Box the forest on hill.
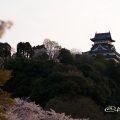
[0,19,120,120]
[0,38,120,120]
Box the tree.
[17,42,33,58]
[0,43,11,68]
[0,70,12,85]
[0,69,13,120]
[74,54,93,64]
[58,48,74,64]
[43,39,61,60]
[32,45,49,61]
[45,96,106,120]
[71,48,81,56]
[0,20,13,38]
[5,98,84,120]
[0,20,13,120]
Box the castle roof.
[91,32,115,42]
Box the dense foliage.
[0,69,13,120]
[0,40,120,119]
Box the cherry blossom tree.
[5,98,88,120]
[0,20,13,38]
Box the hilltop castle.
[89,32,120,62]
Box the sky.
[0,0,120,52]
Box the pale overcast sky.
[0,0,120,52]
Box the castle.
[89,32,120,62]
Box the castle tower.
[89,32,120,62]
